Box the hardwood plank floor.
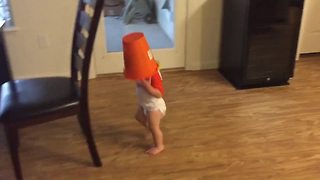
[1,55,320,180]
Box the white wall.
[155,0,175,43]
[185,0,223,70]
[4,0,311,78]
[4,0,96,79]
[5,0,223,78]
[296,0,320,57]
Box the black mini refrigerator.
[219,0,304,89]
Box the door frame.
[93,0,187,75]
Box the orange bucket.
[122,32,158,80]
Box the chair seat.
[0,77,80,122]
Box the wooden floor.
[1,55,320,180]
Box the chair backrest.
[0,21,13,85]
[71,0,104,99]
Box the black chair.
[0,0,104,179]
[0,20,12,85]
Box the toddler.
[134,68,166,155]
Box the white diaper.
[136,86,166,116]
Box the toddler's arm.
[137,80,162,98]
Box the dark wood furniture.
[0,20,13,85]
[0,0,104,179]
[219,0,304,89]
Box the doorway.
[94,0,187,74]
[104,0,174,52]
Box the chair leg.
[4,126,23,180]
[14,129,19,148]
[77,114,86,136]
[78,109,102,167]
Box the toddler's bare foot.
[146,146,165,155]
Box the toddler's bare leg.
[134,107,148,128]
[146,110,165,155]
